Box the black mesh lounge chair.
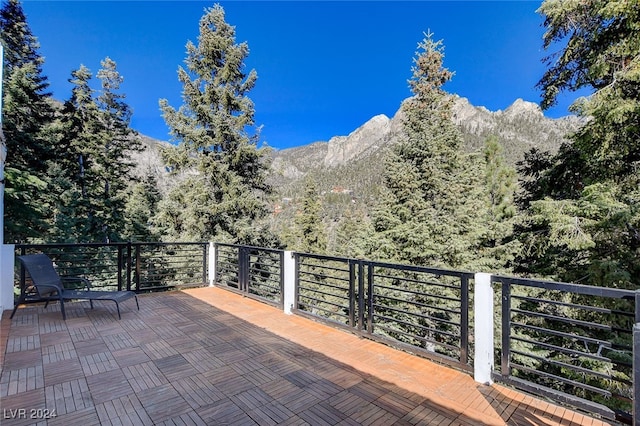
[11,253,139,320]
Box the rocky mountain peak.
[451,96,491,122]
[324,114,391,167]
[502,98,543,117]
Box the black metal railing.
[493,275,637,423]
[367,260,473,372]
[12,241,640,422]
[293,252,473,372]
[130,242,207,291]
[214,243,284,308]
[294,252,357,327]
[15,242,208,292]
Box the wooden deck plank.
[1,289,617,426]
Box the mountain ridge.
[270,96,579,185]
[132,96,580,207]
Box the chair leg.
[10,291,28,319]
[9,296,24,319]
[59,297,66,320]
[134,295,139,311]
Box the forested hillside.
[266,96,579,254]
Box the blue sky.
[21,1,576,150]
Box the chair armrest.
[60,277,92,291]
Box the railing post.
[634,290,640,426]
[279,251,285,309]
[474,272,494,385]
[283,250,296,314]
[501,279,511,378]
[367,263,374,334]
[0,244,15,313]
[239,246,248,292]
[460,274,470,366]
[208,242,216,287]
[117,244,123,291]
[357,261,365,332]
[126,242,132,291]
[348,260,356,328]
[134,244,141,292]
[634,323,640,426]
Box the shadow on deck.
[0,287,613,425]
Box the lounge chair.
[11,253,139,320]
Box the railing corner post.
[474,272,494,385]
[283,251,296,315]
[0,244,15,313]
[208,242,216,287]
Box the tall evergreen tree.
[0,0,40,73]
[0,0,55,242]
[45,161,85,243]
[333,204,374,259]
[517,0,640,288]
[157,4,274,245]
[57,65,102,241]
[477,135,518,272]
[55,60,137,242]
[94,57,139,242]
[123,171,161,242]
[510,3,640,412]
[287,176,326,253]
[371,32,485,269]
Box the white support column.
[474,272,494,385]
[0,244,15,313]
[283,251,295,315]
[208,242,216,287]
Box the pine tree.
[517,0,640,289]
[0,0,55,242]
[55,60,137,242]
[57,65,102,241]
[513,2,640,413]
[94,57,139,242]
[0,0,41,74]
[123,171,161,242]
[477,135,518,273]
[372,32,486,269]
[333,204,374,259]
[288,176,326,253]
[45,161,85,243]
[157,4,274,245]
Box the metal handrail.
[493,275,636,423]
[15,242,208,292]
[13,241,638,423]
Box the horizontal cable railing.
[131,242,207,292]
[294,252,357,328]
[214,243,284,307]
[215,243,241,290]
[15,242,208,292]
[367,261,473,371]
[17,243,126,290]
[493,275,636,423]
[293,252,473,371]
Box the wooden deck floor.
[1,287,613,426]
